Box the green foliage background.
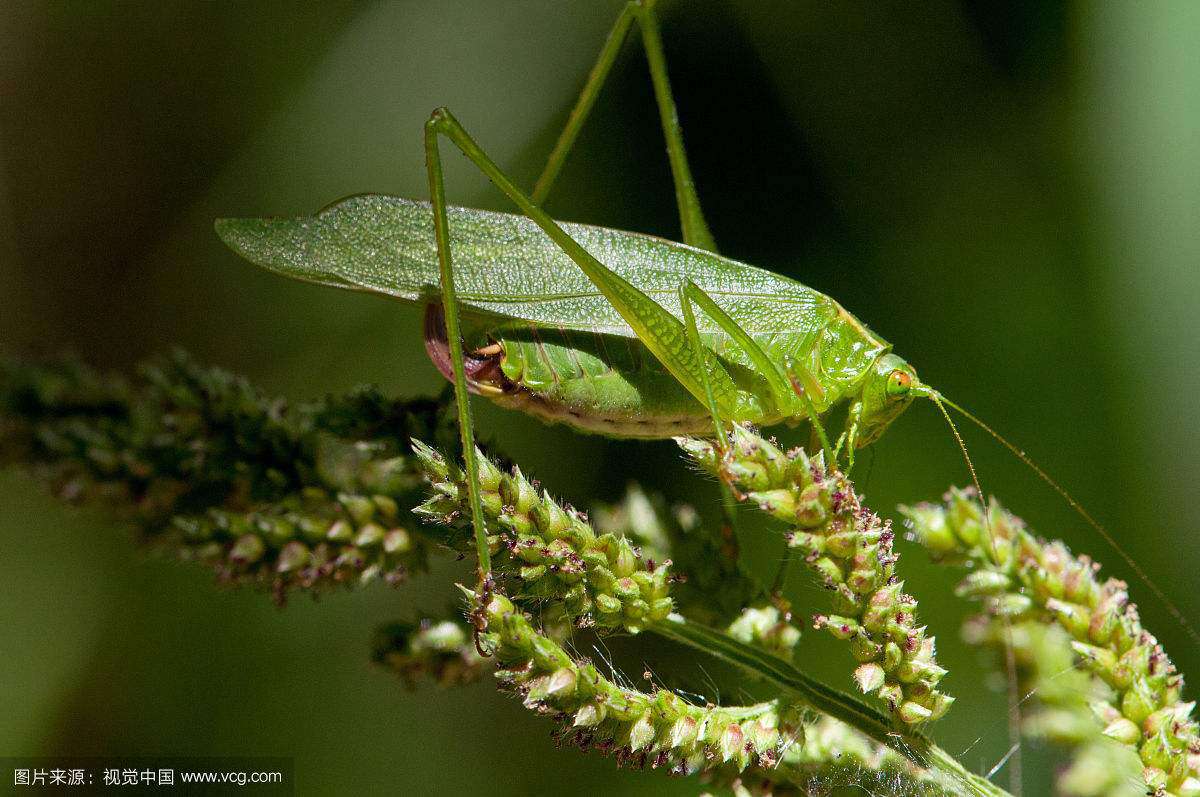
[1,1,1197,793]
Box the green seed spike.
[904,491,1200,795]
[681,426,954,726]
[0,354,437,603]
[414,442,673,634]
[472,584,795,778]
[372,617,486,689]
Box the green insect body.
[217,196,921,443]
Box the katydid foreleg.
[842,401,865,472]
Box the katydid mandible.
[214,0,1198,649]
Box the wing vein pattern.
[216,195,837,339]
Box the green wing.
[215,195,834,338]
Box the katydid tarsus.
[215,0,1197,656]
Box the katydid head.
[855,353,922,446]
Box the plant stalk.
[651,614,1012,797]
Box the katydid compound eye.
[886,369,913,398]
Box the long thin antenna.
[929,392,1024,796]
[933,390,1200,647]
[930,393,986,511]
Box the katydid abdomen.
[219,195,904,441]
[425,304,716,437]
[426,302,772,437]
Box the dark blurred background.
[2,1,1197,794]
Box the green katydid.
[215,192,912,449]
[214,0,1197,649]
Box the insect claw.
[470,571,498,657]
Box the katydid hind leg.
[681,280,792,417]
[531,3,636,205]
[635,1,716,251]
[428,108,760,628]
[423,115,495,648]
[531,1,716,253]
[682,278,835,591]
[679,282,729,450]
[681,279,834,464]
[680,282,745,552]
[425,107,739,422]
